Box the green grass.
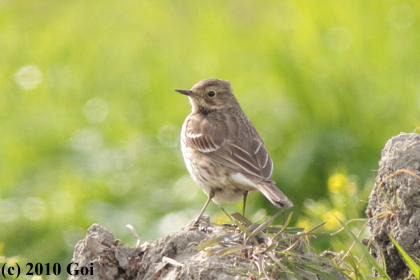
[200,212,368,279]
[390,235,420,280]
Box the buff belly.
[181,143,257,204]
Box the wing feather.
[183,112,273,180]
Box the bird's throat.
[198,106,215,116]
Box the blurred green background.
[1,0,420,277]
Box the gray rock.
[68,221,251,280]
[68,219,347,280]
[366,132,420,279]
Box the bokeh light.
[83,98,109,123]
[15,65,43,90]
[22,197,47,220]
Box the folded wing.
[183,114,273,181]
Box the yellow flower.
[296,217,312,231]
[323,210,344,230]
[328,173,346,193]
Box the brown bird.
[175,78,293,225]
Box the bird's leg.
[192,189,215,227]
[242,191,248,216]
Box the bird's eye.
[208,91,216,97]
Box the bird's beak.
[175,89,193,96]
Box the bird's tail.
[257,182,293,208]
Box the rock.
[68,220,251,280]
[68,217,347,280]
[366,132,420,279]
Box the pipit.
[176,78,293,225]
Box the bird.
[175,78,293,225]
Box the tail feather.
[257,182,293,208]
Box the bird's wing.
[183,114,273,180]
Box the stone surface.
[68,220,251,280]
[366,133,420,279]
[68,219,347,280]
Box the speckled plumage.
[176,78,292,224]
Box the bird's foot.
[188,215,210,230]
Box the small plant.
[199,211,346,279]
[196,172,420,279]
[389,235,420,280]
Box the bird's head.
[175,78,239,113]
